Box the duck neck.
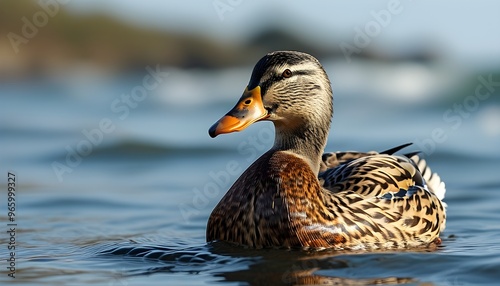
[273,119,330,175]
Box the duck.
[206,51,446,250]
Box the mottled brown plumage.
[207,51,446,250]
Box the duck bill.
[209,86,268,138]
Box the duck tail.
[408,155,446,202]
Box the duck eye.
[282,69,292,78]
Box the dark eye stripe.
[290,70,315,76]
[259,69,317,97]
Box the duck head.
[209,51,333,170]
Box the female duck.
[207,51,446,250]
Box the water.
[1,60,500,285]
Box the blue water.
[1,60,500,285]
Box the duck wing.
[319,143,446,200]
[320,143,413,171]
[310,145,447,248]
[319,154,424,197]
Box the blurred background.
[1,1,500,285]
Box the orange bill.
[209,86,269,138]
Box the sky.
[65,0,500,67]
